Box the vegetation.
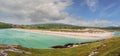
[99,27,120,32]
[13,23,87,29]
[0,22,12,28]
[0,37,118,56]
[0,22,120,31]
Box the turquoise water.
[114,32,120,36]
[0,29,119,49]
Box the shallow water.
[0,29,119,49]
[114,32,120,36]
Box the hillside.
[13,23,86,29]
[14,23,120,32]
[0,22,120,31]
[0,22,12,28]
[100,27,120,31]
[0,37,119,56]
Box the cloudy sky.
[0,0,120,26]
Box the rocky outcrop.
[0,44,32,56]
[52,39,106,49]
[51,45,66,48]
[51,42,90,48]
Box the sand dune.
[10,28,114,39]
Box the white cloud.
[86,0,98,12]
[0,0,111,26]
[0,0,73,24]
[55,17,111,27]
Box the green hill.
[3,37,119,56]
[15,23,86,29]
[0,22,12,28]
[0,22,120,31]
[100,27,120,31]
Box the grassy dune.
[5,37,120,56]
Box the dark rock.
[51,45,66,48]
[75,43,80,45]
[64,43,74,47]
[80,42,92,44]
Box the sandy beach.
[10,28,114,39]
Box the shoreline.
[9,28,114,39]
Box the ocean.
[0,29,119,49]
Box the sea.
[0,29,119,49]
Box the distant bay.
[114,32,120,37]
[0,29,119,49]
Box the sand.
[10,28,114,39]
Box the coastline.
[10,28,114,39]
